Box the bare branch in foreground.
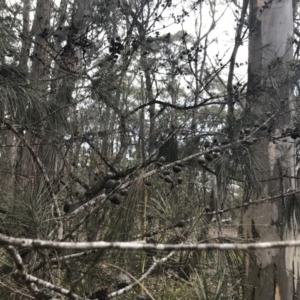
[30,250,174,299]
[25,274,84,299]
[6,245,85,299]
[68,194,106,217]
[6,246,84,299]
[108,251,175,298]
[5,246,38,296]
[1,233,300,251]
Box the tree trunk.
[242,0,298,299]
[19,0,31,71]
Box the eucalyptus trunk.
[242,0,298,299]
[13,0,52,197]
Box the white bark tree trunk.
[243,1,298,299]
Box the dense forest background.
[0,0,299,299]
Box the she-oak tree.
[0,0,299,299]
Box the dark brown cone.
[89,287,109,300]
[110,194,121,205]
[173,165,182,173]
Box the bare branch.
[108,251,175,298]
[25,274,84,299]
[1,233,300,251]
[5,246,38,296]
[7,246,85,299]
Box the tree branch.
[108,251,175,298]
[1,233,300,251]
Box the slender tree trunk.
[144,67,156,153]
[139,74,146,161]
[242,1,298,299]
[19,0,31,71]
[14,0,52,197]
[101,106,113,159]
[31,0,51,91]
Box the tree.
[242,0,298,299]
[0,0,299,299]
